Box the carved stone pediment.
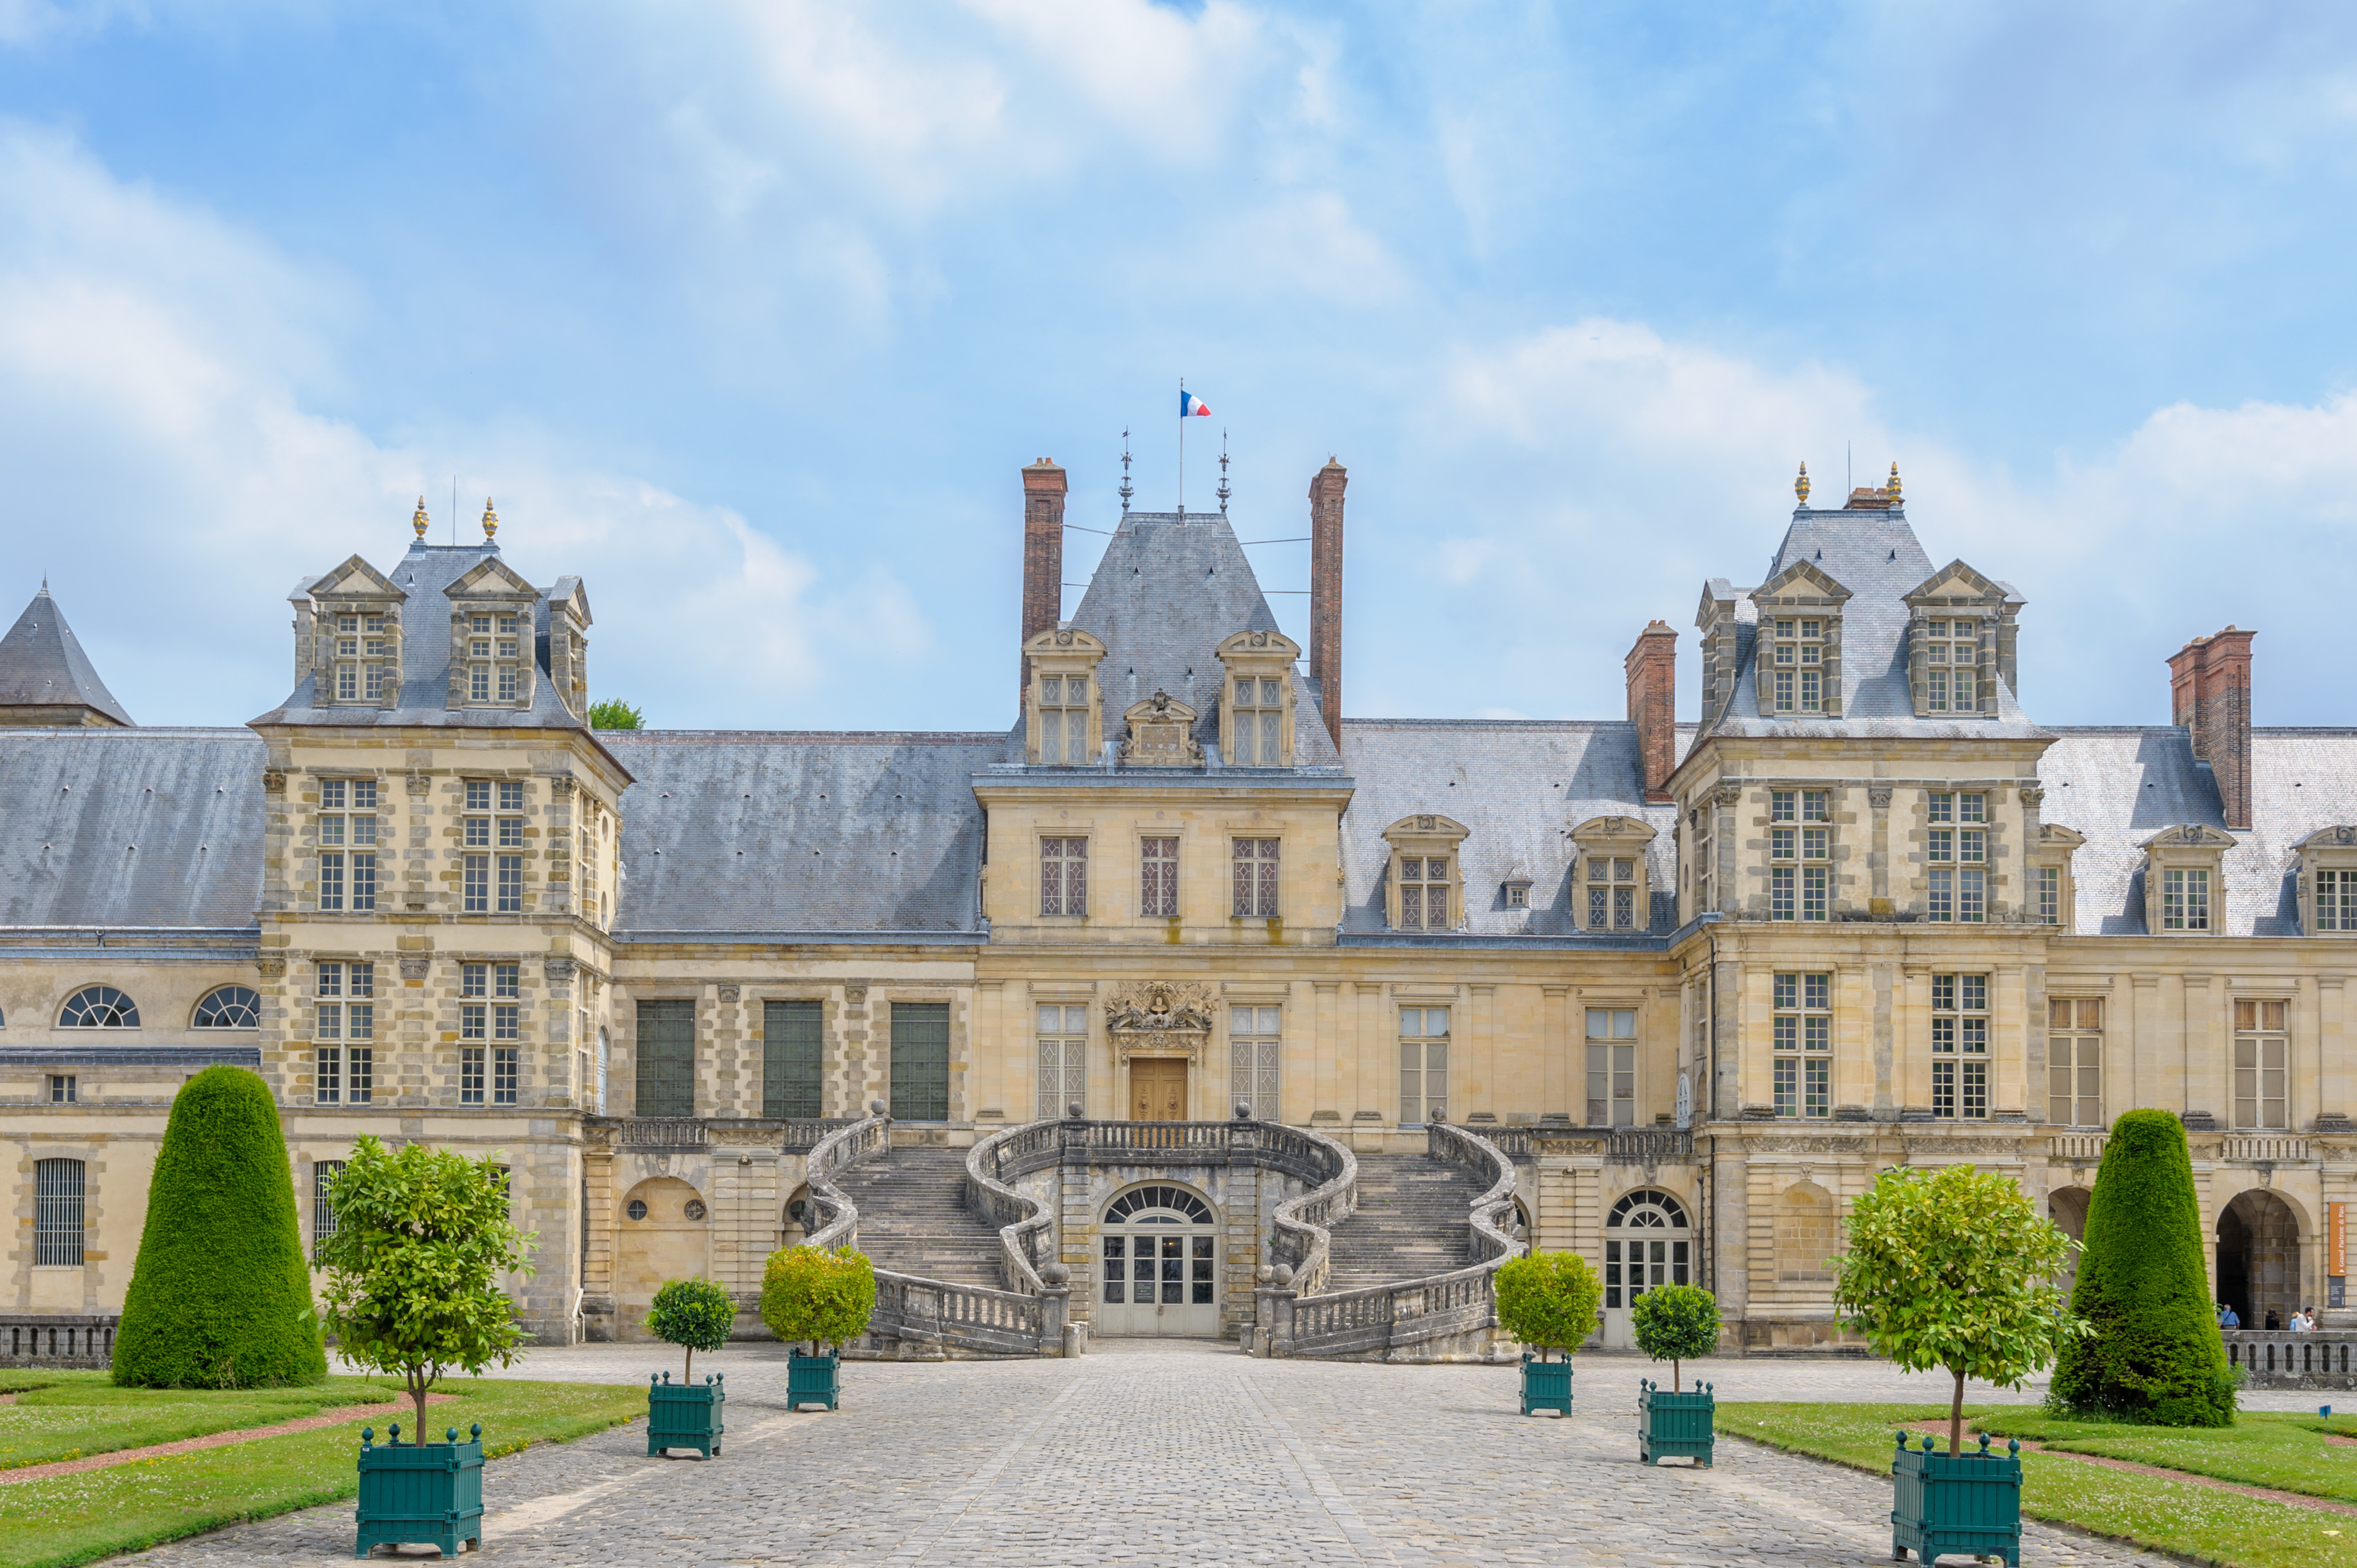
[1120,689,1203,767]
[1104,980,1218,1063]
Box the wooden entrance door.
[1130,1058,1188,1121]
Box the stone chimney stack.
[1020,459,1067,705]
[1625,621,1678,803]
[2168,625,2255,831]
[1308,459,1347,749]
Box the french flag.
[1180,390,1211,417]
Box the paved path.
[138,1343,2192,1566]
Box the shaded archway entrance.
[2217,1189,2301,1330]
[2048,1186,2090,1304]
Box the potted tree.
[1631,1283,1720,1466]
[645,1276,737,1458]
[1492,1250,1603,1416]
[1833,1163,2081,1568]
[761,1245,877,1411]
[313,1136,534,1560]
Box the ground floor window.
[890,1001,951,1121]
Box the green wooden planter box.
[1638,1380,1714,1467]
[647,1372,725,1458]
[354,1423,483,1559]
[1890,1431,2023,1568]
[786,1350,841,1412]
[1519,1353,1573,1416]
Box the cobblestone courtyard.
[132,1342,2234,1567]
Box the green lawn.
[0,1373,408,1472]
[0,1376,647,1568]
[1724,1401,2357,1568]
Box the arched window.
[1775,1183,1838,1283]
[1607,1190,1691,1230]
[59,986,138,1028]
[35,1159,85,1266]
[193,986,262,1029]
[1103,1184,1215,1225]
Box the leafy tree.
[648,1276,737,1381]
[1492,1251,1604,1361]
[1630,1282,1721,1392]
[759,1246,877,1354]
[1833,1163,2082,1455]
[313,1136,537,1434]
[2050,1109,2237,1426]
[114,1066,327,1389]
[588,698,644,730]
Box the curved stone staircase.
[1321,1153,1490,1293]
[829,1145,1008,1289]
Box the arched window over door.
[1097,1183,1219,1338]
[1601,1189,1692,1349]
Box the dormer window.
[1586,856,1638,930]
[445,556,539,711]
[1231,677,1285,764]
[1382,814,1469,932]
[2294,827,2357,935]
[1398,856,1453,930]
[1039,674,1090,764]
[1924,619,1978,712]
[2139,824,2232,935]
[1750,565,1848,720]
[2032,823,2084,930]
[1022,625,1106,766]
[1214,629,1302,767]
[1568,815,1658,932]
[1772,619,1824,713]
[1904,560,2019,718]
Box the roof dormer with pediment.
[1748,559,1853,721]
[446,553,541,714]
[1903,559,2025,720]
[301,554,408,711]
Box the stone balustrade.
[1,1314,116,1369]
[2224,1329,2357,1389]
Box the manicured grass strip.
[0,1376,406,1471]
[0,1376,105,1400]
[0,1378,647,1568]
[1724,1402,2357,1568]
[1970,1408,2357,1506]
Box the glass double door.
[1098,1227,1218,1335]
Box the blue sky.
[6,1,2357,731]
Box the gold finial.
[412,496,430,538]
[1887,461,1902,504]
[481,497,499,540]
[1794,461,1810,505]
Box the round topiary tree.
[113,1065,327,1389]
[2050,1108,2236,1427]
[760,1245,877,1355]
[1630,1282,1721,1392]
[648,1277,737,1381]
[1493,1250,1604,1361]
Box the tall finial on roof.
[412,496,430,539]
[1119,428,1133,516]
[1216,429,1231,516]
[1887,461,1902,505]
[1794,461,1810,506]
[481,497,500,540]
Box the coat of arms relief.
[1103,981,1218,1062]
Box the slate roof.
[2039,727,2357,937]
[1707,507,2048,741]
[0,589,134,725]
[249,541,590,731]
[0,728,265,928]
[1338,720,1686,937]
[603,732,1002,938]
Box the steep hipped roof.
[0,589,134,725]
[604,731,1001,938]
[0,728,265,926]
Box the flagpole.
[1177,377,1185,516]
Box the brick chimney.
[1020,459,1067,705]
[1308,459,1346,749]
[2168,625,2255,831]
[1625,620,1678,803]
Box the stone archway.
[2217,1189,2301,1330]
[2049,1186,2090,1303]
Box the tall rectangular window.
[1586,856,1635,930]
[313,1159,345,1241]
[1931,973,1989,1120]
[460,1047,486,1104]
[493,1048,519,1106]
[34,1158,85,1266]
[1041,837,1088,916]
[2234,999,2289,1129]
[320,852,345,910]
[1772,972,1832,1119]
[2038,866,2061,925]
[2049,999,2103,1127]
[2163,868,2212,931]
[764,1000,824,1119]
[2319,869,2357,932]
[1928,867,1953,922]
[1584,1008,1636,1126]
[464,855,490,913]
[351,852,376,912]
[1802,864,1829,922]
[316,1046,342,1104]
[497,854,524,913]
[1398,1008,1449,1125]
[1036,1004,1089,1121]
[1230,677,1284,765]
[1772,619,1826,711]
[1770,864,1795,921]
[347,1047,373,1104]
[1925,619,1979,712]
[889,1001,951,1121]
[1036,674,1091,765]
[1230,1006,1281,1120]
[1140,837,1179,918]
[636,998,698,1118]
[1233,838,1280,918]
[1404,856,1454,930]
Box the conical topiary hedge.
[2049,1108,2234,1425]
[112,1065,327,1388]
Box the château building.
[3,460,2350,1363]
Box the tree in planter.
[314,1136,536,1435]
[1630,1283,1721,1391]
[115,1066,328,1389]
[648,1277,737,1381]
[1493,1250,1604,1360]
[2049,1109,2237,1426]
[759,1245,877,1354]
[1833,1163,2083,1456]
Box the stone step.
[831,1148,1006,1289]
[1319,1153,1489,1295]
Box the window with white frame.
[2319,869,2357,932]
[59,985,138,1028]
[1931,973,1988,1120]
[2049,998,2101,1126]
[1036,1004,1088,1120]
[1229,676,1286,765]
[332,612,391,704]
[1041,837,1088,916]
[318,778,379,912]
[2163,867,2212,931]
[1587,856,1637,930]
[2234,999,2288,1129]
[1231,1006,1281,1119]
[1400,854,1453,930]
[1923,619,1979,712]
[315,962,374,1106]
[2037,865,2061,925]
[1772,618,1826,713]
[1398,1007,1449,1125]
[50,1074,74,1104]
[1232,838,1280,918]
[1773,972,1831,1119]
[1140,837,1178,918]
[1037,673,1091,765]
[1926,791,1986,923]
[1585,1007,1636,1125]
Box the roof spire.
[1887,461,1902,506]
[481,496,500,540]
[412,496,430,539]
[1794,461,1810,506]
[1118,429,1133,516]
[1216,429,1231,516]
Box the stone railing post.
[1040,1262,1072,1355]
[1253,1264,1297,1358]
